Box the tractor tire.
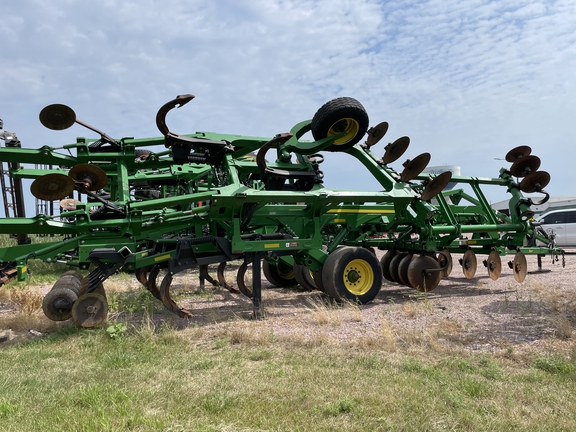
[311,97,369,151]
[322,246,382,304]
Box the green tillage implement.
[0,94,563,326]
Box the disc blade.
[68,164,108,191]
[71,293,108,327]
[505,145,532,162]
[39,104,76,130]
[421,171,453,201]
[31,174,75,201]
[461,249,477,279]
[437,249,453,278]
[407,255,442,292]
[382,136,410,164]
[513,251,528,283]
[487,250,502,281]
[400,153,431,182]
[519,171,550,193]
[509,155,541,177]
[366,122,389,146]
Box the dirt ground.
[1,249,575,356]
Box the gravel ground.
[1,249,575,355]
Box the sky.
[2,0,575,212]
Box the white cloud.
[1,0,574,205]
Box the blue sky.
[2,0,575,208]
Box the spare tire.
[311,97,369,151]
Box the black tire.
[135,149,152,159]
[262,260,296,287]
[312,268,327,294]
[380,250,397,282]
[398,254,414,287]
[389,253,408,284]
[293,263,317,291]
[322,247,382,304]
[311,97,369,151]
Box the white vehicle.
[536,208,576,247]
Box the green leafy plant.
[106,322,128,340]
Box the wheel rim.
[277,263,295,280]
[342,258,374,295]
[328,118,360,145]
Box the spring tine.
[144,265,162,300]
[236,261,253,298]
[217,262,240,294]
[159,271,192,318]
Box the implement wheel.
[311,97,369,151]
[380,250,397,282]
[389,252,408,283]
[263,260,296,287]
[397,254,414,286]
[312,268,327,294]
[322,247,382,304]
[293,263,317,291]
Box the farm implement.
[0,95,564,327]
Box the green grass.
[0,325,575,431]
[1,237,575,430]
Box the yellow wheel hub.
[342,259,374,296]
[328,118,360,145]
[277,265,294,280]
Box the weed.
[106,322,128,340]
[199,392,238,414]
[248,349,273,361]
[325,396,355,416]
[0,399,19,418]
[532,355,574,375]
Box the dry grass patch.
[305,296,344,326]
[526,279,574,341]
[401,295,433,319]
[380,317,398,352]
[304,296,365,326]
[0,285,11,304]
[0,311,62,334]
[8,289,43,314]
